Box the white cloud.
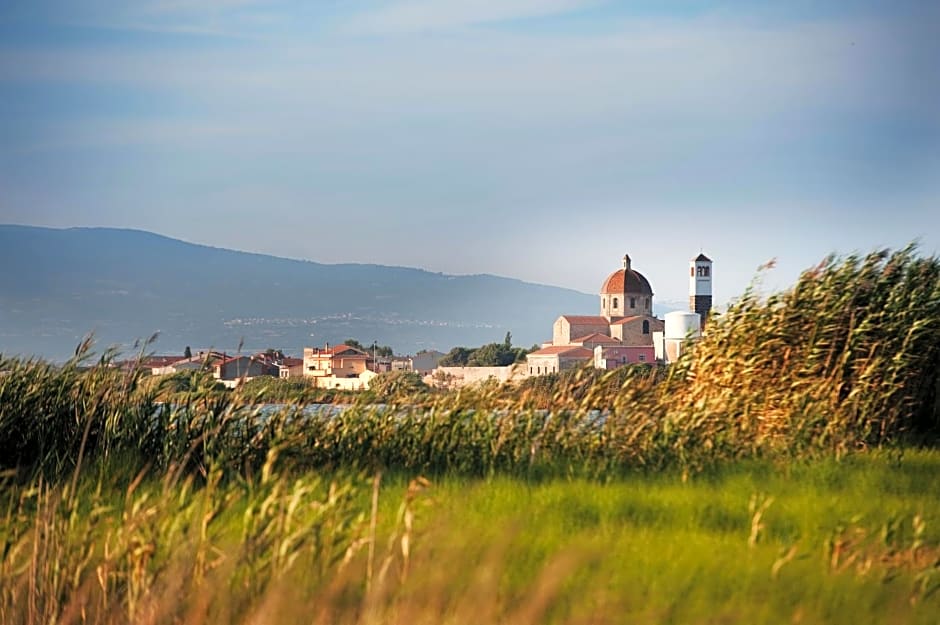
[344,0,600,34]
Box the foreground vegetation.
[1,246,939,623]
[2,454,938,624]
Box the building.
[654,311,701,363]
[303,344,374,380]
[213,355,279,387]
[527,254,664,375]
[277,357,304,379]
[526,346,594,375]
[593,345,655,369]
[690,253,713,326]
[411,350,445,374]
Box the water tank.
[665,311,701,340]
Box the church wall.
[602,292,653,318]
[616,316,664,347]
[553,317,609,346]
[569,321,611,342]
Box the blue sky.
[1,0,938,306]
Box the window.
[529,367,533,375]
[642,320,650,334]
[645,298,650,310]
[630,297,636,308]
[697,266,710,277]
[602,297,606,308]
[690,267,695,277]
[613,297,618,309]
[638,354,646,362]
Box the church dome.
[601,254,653,295]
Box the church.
[526,253,713,375]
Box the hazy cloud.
[344,0,601,34]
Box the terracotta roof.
[527,346,594,357]
[610,316,643,325]
[601,268,653,295]
[694,253,712,262]
[570,333,620,345]
[560,315,609,324]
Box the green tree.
[344,339,393,357]
[439,347,473,366]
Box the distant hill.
[0,225,605,361]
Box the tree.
[467,342,515,366]
[344,338,394,357]
[264,348,285,360]
[184,346,192,359]
[439,347,473,366]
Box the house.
[593,345,654,369]
[390,350,445,374]
[525,346,594,375]
[212,355,279,387]
[277,357,304,379]
[303,344,374,379]
[390,357,413,372]
[134,355,188,376]
[154,350,228,375]
[411,350,445,374]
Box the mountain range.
[0,225,616,361]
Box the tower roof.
[693,253,712,262]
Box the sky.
[1,0,938,307]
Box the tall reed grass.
[1,245,939,623]
[1,246,938,482]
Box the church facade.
[526,254,665,375]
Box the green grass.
[3,453,937,624]
[391,453,940,624]
[1,244,939,623]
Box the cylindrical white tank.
[665,311,701,339]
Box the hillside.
[0,225,600,360]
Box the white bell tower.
[689,253,712,325]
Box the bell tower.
[689,253,712,325]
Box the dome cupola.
[600,253,653,318]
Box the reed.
[0,245,938,623]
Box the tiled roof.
[694,253,712,262]
[570,333,620,345]
[610,316,643,325]
[600,268,653,295]
[527,346,593,358]
[560,315,609,324]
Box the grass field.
[1,246,939,623]
[2,453,938,624]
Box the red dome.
[601,268,653,295]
